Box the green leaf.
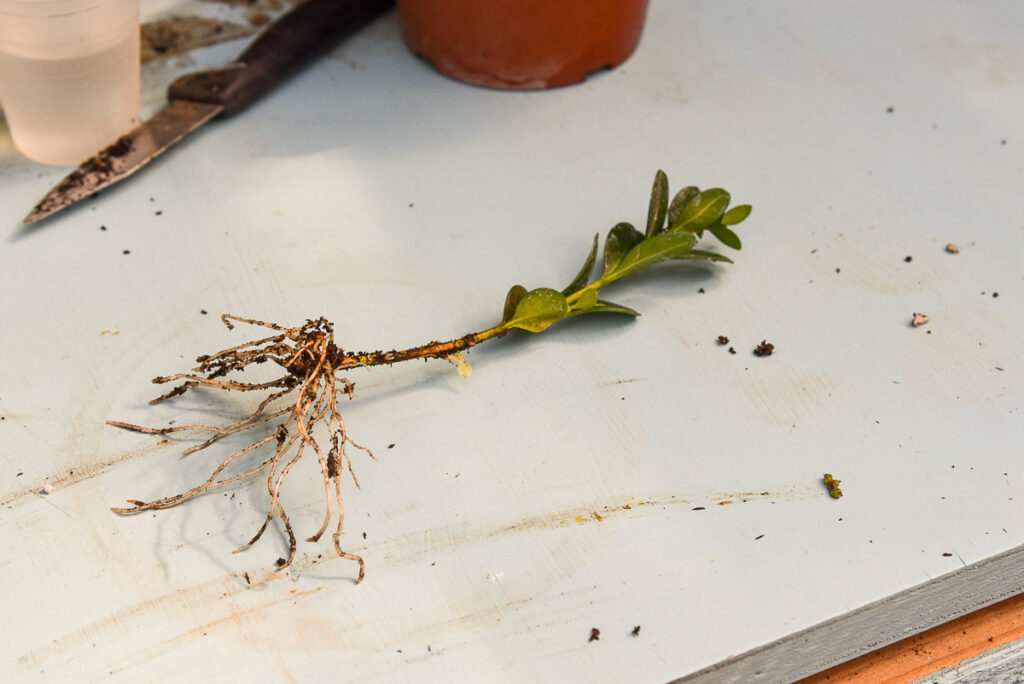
[501,284,528,323]
[571,287,599,311]
[645,170,669,237]
[673,249,734,264]
[707,223,742,250]
[721,204,752,225]
[610,231,698,280]
[562,234,599,296]
[505,288,570,332]
[667,185,699,226]
[603,222,644,275]
[568,299,640,317]
[671,188,731,232]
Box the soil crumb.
[201,0,288,9]
[823,473,843,499]
[142,16,254,62]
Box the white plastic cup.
[0,0,140,166]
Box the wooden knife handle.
[167,0,394,117]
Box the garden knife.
[24,0,394,224]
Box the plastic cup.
[0,0,140,166]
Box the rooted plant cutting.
[109,171,752,582]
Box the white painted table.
[2,2,1022,681]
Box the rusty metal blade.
[23,100,223,224]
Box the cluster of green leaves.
[497,170,752,334]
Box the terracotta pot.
[396,0,649,90]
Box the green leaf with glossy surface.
[501,284,527,323]
[667,185,699,226]
[671,188,731,232]
[562,234,599,296]
[673,249,734,264]
[646,170,669,237]
[610,231,698,280]
[721,204,752,225]
[603,222,644,275]
[707,223,742,250]
[568,299,640,317]
[505,288,570,332]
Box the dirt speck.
[589,628,600,642]
[754,340,774,357]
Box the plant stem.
[334,326,509,370]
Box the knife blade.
[24,0,394,224]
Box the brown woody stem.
[334,326,508,370]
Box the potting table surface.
[2,1,1022,682]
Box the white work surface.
[2,2,1022,682]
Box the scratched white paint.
[1,2,1022,682]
